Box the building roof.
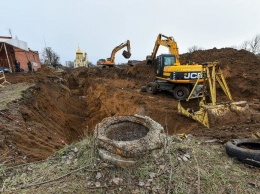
[76,47,83,54]
[0,37,29,51]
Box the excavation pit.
[106,121,149,141]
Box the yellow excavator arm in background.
[97,40,131,67]
[146,34,180,65]
[107,40,131,63]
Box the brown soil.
[0,48,259,166]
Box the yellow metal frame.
[178,62,239,128]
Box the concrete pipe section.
[94,114,166,168]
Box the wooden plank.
[3,43,12,73]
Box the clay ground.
[0,48,259,166]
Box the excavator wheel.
[173,86,189,100]
[146,82,158,94]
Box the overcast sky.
[1,0,260,65]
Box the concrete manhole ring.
[94,114,166,167]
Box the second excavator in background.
[97,40,131,67]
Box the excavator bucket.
[122,50,131,59]
[177,62,251,128]
[178,100,250,128]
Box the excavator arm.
[146,34,180,65]
[108,40,131,62]
[98,40,131,67]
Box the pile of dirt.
[0,48,259,165]
[126,61,156,82]
[180,48,260,100]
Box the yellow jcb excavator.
[145,34,204,100]
[97,40,131,67]
[145,34,250,128]
[177,61,250,128]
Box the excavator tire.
[173,86,189,100]
[146,82,157,94]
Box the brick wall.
[14,48,41,71]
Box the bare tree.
[240,40,250,50]
[240,34,260,54]
[249,34,260,54]
[42,47,60,66]
[185,46,203,64]
[187,45,203,53]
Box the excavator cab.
[155,54,176,77]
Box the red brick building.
[0,36,41,72]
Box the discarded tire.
[94,115,166,168]
[226,139,260,167]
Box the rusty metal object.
[94,115,166,168]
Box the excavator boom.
[146,34,180,65]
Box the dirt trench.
[0,67,197,165]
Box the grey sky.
[1,0,260,65]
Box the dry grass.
[0,83,34,110]
[0,135,259,194]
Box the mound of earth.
[0,48,259,165]
[180,48,260,100]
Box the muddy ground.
[0,48,259,166]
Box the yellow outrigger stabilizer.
[178,62,251,128]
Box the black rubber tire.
[172,86,189,100]
[225,139,260,167]
[146,82,157,94]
